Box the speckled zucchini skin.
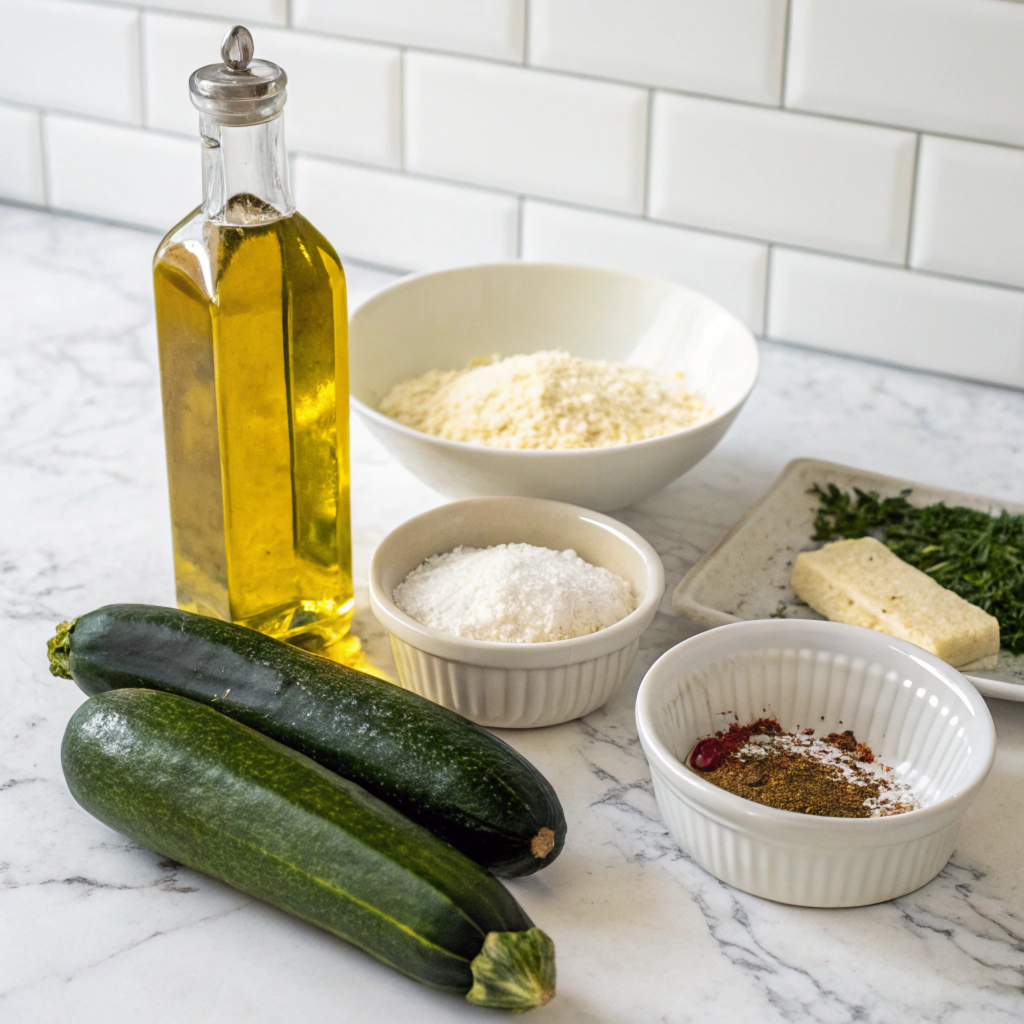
[61,689,537,995]
[53,605,566,877]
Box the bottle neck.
[200,114,294,225]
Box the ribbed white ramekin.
[370,497,664,728]
[636,619,996,907]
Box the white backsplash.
[1,0,1022,388]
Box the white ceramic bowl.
[350,263,759,512]
[636,619,995,908]
[369,496,665,728]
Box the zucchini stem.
[467,928,555,1012]
[47,619,77,679]
[530,827,555,860]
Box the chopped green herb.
[811,484,1024,656]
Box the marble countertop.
[2,204,1024,1023]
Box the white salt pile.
[393,543,637,643]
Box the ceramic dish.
[636,619,995,907]
[671,457,1024,702]
[349,263,758,512]
[369,496,665,728]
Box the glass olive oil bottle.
[153,27,352,654]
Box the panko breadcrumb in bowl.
[349,263,758,512]
[378,350,713,450]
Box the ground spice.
[689,718,917,818]
[824,729,874,763]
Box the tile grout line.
[0,194,397,282]
[12,118,1024,299]
[137,9,149,129]
[5,7,1022,156]
[765,334,1024,395]
[641,89,655,217]
[778,0,794,107]
[398,48,406,171]
[27,0,278,20]
[761,239,1024,297]
[0,196,414,279]
[17,103,1024,299]
[37,108,51,209]
[288,151,998,291]
[46,0,1021,155]
[277,147,1024,297]
[522,0,530,65]
[762,245,775,340]
[904,133,923,268]
[217,26,1020,155]
[0,195,161,236]
[26,104,1024,299]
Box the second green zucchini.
[62,688,555,1009]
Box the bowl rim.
[369,495,666,669]
[636,618,997,833]
[349,261,760,458]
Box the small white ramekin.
[369,497,664,728]
[636,619,996,908]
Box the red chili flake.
[691,718,782,772]
[718,717,781,754]
[691,738,726,771]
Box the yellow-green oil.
[153,203,353,653]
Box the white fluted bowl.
[636,619,995,907]
[369,497,664,728]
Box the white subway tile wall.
[910,136,1024,291]
[44,114,198,229]
[293,0,525,62]
[0,0,141,122]
[140,0,287,25]
[529,0,788,105]
[521,200,768,334]
[293,158,519,271]
[649,93,916,263]
[405,54,648,213]
[144,14,403,166]
[3,0,1023,388]
[786,0,1024,148]
[0,103,44,204]
[768,248,1024,388]
[143,12,233,134]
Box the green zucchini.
[62,688,555,1010]
[48,605,565,877]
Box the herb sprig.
[811,484,1024,656]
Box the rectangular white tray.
[671,457,1024,702]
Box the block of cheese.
[791,537,1000,670]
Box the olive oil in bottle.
[152,26,352,654]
